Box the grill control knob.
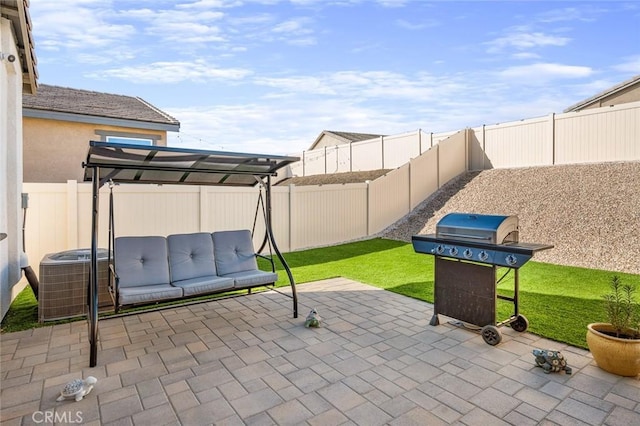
[449,247,458,256]
[505,254,518,266]
[463,249,473,258]
[436,245,445,254]
[478,250,489,261]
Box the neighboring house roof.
[309,130,385,150]
[1,0,38,94]
[564,74,640,112]
[23,84,180,132]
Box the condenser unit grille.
[38,249,111,321]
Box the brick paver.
[1,278,639,425]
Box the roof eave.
[23,108,181,132]
[2,0,38,94]
[564,74,640,112]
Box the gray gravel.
[382,161,640,275]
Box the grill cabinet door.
[434,257,497,327]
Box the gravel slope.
[382,161,640,275]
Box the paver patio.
[1,277,639,425]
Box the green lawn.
[3,238,637,349]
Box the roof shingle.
[23,84,180,126]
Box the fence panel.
[335,144,352,173]
[369,165,410,234]
[301,149,326,176]
[351,138,383,171]
[289,183,368,250]
[554,102,640,164]
[409,148,439,210]
[382,132,421,169]
[108,184,201,237]
[23,183,71,268]
[270,186,292,253]
[438,131,467,185]
[482,116,552,168]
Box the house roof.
[1,0,38,94]
[309,130,385,150]
[23,84,180,131]
[564,74,640,112]
[83,141,299,187]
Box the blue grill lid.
[436,213,519,244]
[438,213,511,231]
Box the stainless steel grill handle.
[438,232,492,241]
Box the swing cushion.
[114,236,182,305]
[212,230,278,288]
[168,232,234,295]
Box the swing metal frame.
[83,141,299,367]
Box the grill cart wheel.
[481,325,502,346]
[510,314,529,332]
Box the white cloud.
[394,18,439,31]
[486,31,571,54]
[499,63,593,83]
[87,59,252,83]
[613,55,640,74]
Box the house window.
[105,136,153,146]
[95,130,161,145]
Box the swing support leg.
[265,176,298,318]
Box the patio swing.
[83,141,299,367]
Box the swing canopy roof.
[83,141,299,187]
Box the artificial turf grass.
[3,237,637,349]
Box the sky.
[27,0,640,155]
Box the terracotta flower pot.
[586,323,640,377]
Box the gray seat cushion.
[212,230,260,276]
[222,270,278,289]
[168,232,217,282]
[115,236,172,288]
[119,284,182,306]
[212,230,278,288]
[171,275,234,296]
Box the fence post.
[482,125,486,170]
[302,151,306,176]
[408,160,413,211]
[381,136,385,169]
[288,184,295,251]
[436,144,441,189]
[550,112,556,165]
[199,186,208,231]
[67,180,78,248]
[365,180,371,236]
[350,142,353,172]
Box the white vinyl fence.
[289,129,457,177]
[21,101,640,275]
[292,101,640,176]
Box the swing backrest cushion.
[212,230,258,276]
[115,236,171,287]
[168,232,217,282]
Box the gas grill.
[412,213,553,345]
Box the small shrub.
[602,275,640,339]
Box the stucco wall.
[1,17,25,320]
[23,117,168,182]
[311,134,347,150]
[581,84,640,110]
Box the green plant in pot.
[586,275,640,377]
